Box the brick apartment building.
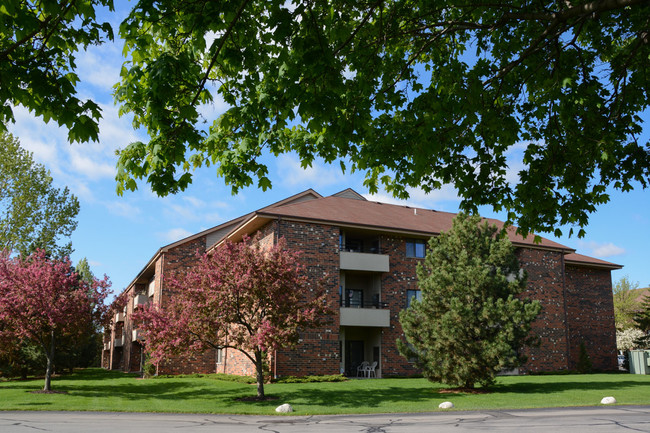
[103,188,621,377]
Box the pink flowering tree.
[133,236,330,399]
[0,250,111,391]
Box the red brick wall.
[273,220,341,377]
[159,236,206,305]
[129,341,143,372]
[379,234,424,377]
[565,265,617,371]
[516,248,571,373]
[157,351,219,375]
[217,348,256,376]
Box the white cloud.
[365,185,460,211]
[196,89,231,121]
[8,98,147,203]
[76,43,122,92]
[502,140,537,185]
[106,200,142,218]
[579,241,626,258]
[69,148,116,179]
[160,228,193,243]
[276,154,345,188]
[183,196,207,208]
[158,193,230,224]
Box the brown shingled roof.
[564,252,623,269]
[257,194,571,251]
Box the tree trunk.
[43,331,56,391]
[254,350,265,399]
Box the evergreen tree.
[398,213,541,389]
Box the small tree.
[613,276,641,331]
[398,213,541,389]
[133,236,329,399]
[0,250,111,391]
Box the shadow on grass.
[265,377,650,410]
[491,379,648,395]
[4,369,648,412]
[269,385,438,409]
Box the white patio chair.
[363,361,377,378]
[356,361,369,377]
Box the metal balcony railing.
[340,298,388,309]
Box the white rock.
[601,396,617,405]
[439,401,454,409]
[275,403,293,413]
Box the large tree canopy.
[0,132,79,257]
[114,0,650,237]
[0,0,114,142]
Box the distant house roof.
[630,287,650,304]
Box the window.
[216,348,224,364]
[406,289,422,308]
[406,239,426,258]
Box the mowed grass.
[1,368,649,415]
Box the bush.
[274,374,347,383]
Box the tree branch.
[190,0,251,107]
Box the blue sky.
[6,2,650,297]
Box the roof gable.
[331,188,367,201]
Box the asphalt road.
[1,406,649,433]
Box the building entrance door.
[345,340,364,376]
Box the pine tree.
[398,213,541,389]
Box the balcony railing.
[340,251,389,272]
[340,245,388,254]
[340,307,390,327]
[114,336,124,348]
[147,279,155,297]
[340,298,388,309]
[114,312,125,322]
[132,329,144,341]
[133,293,148,308]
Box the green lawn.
[1,369,649,415]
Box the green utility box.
[628,350,650,375]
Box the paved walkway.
[1,406,650,433]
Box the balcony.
[133,293,148,308]
[103,342,110,350]
[114,312,125,322]
[340,251,389,273]
[147,279,155,297]
[132,329,144,341]
[114,336,124,348]
[340,306,390,327]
